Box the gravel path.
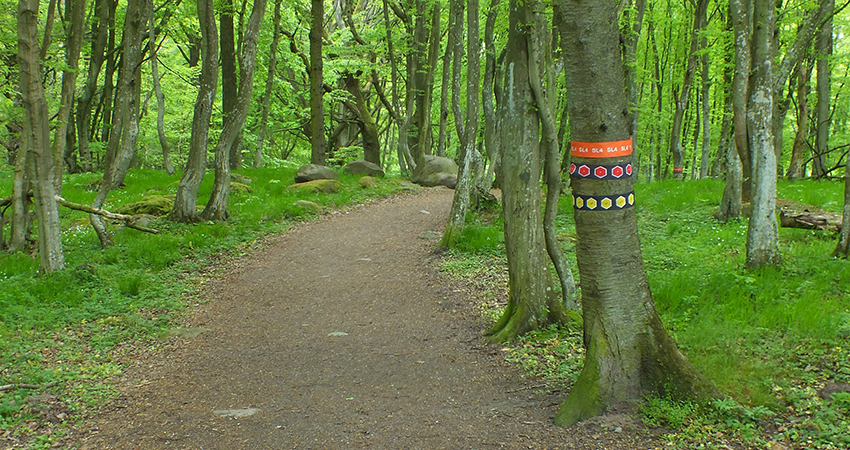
[72,188,661,449]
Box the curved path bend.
[75,188,657,450]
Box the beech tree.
[485,0,571,343]
[554,0,716,425]
[310,0,328,165]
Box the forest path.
[74,187,657,449]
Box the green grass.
[0,165,410,447]
[442,177,850,449]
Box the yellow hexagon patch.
[601,197,613,209]
[628,193,635,205]
[575,196,584,208]
[616,196,626,208]
[586,198,597,210]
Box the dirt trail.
[74,188,659,449]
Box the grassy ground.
[0,164,411,448]
[442,178,849,449]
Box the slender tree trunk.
[787,61,812,180]
[221,0,241,170]
[622,0,646,140]
[51,0,85,192]
[169,0,218,223]
[150,7,174,175]
[745,0,781,268]
[441,0,479,248]
[834,154,850,256]
[481,0,501,189]
[436,2,456,157]
[555,0,716,426]
[814,0,834,178]
[450,0,465,149]
[408,0,440,163]
[202,0,268,221]
[310,0,327,165]
[486,0,570,343]
[669,0,708,180]
[699,32,711,179]
[256,0,283,168]
[718,40,742,221]
[18,0,65,271]
[730,0,752,200]
[343,74,381,165]
[9,138,30,253]
[75,0,111,173]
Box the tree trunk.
[343,74,381,165]
[441,0,479,248]
[75,0,111,173]
[622,0,646,140]
[310,0,327,165]
[730,0,752,200]
[834,153,850,256]
[169,0,218,223]
[221,0,241,170]
[51,0,85,192]
[150,8,174,175]
[450,0,465,149]
[814,0,833,178]
[201,0,268,221]
[481,0,501,189]
[436,1,456,158]
[18,0,65,272]
[9,137,30,253]
[745,0,781,268]
[528,10,578,311]
[485,0,570,343]
[255,0,283,168]
[669,0,708,180]
[554,0,716,426]
[699,31,711,179]
[408,0,440,163]
[787,61,812,180]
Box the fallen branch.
[780,209,842,232]
[0,381,57,392]
[54,196,160,234]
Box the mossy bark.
[554,0,717,426]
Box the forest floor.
[67,187,667,450]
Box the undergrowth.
[441,178,849,449]
[0,165,410,448]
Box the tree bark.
[730,0,752,200]
[343,74,381,165]
[699,29,711,179]
[554,0,716,426]
[787,61,812,180]
[201,0,268,221]
[18,0,65,272]
[481,0,501,189]
[75,0,112,173]
[745,0,781,268]
[450,0,465,149]
[310,0,328,165]
[436,1,455,157]
[668,0,708,180]
[255,0,283,168]
[408,0,440,163]
[51,0,85,192]
[441,0,479,248]
[485,0,570,343]
[834,154,850,256]
[150,7,175,175]
[221,0,241,170]
[814,0,834,178]
[169,0,218,223]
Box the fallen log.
[54,196,159,234]
[780,209,842,232]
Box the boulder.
[357,176,379,188]
[287,179,343,194]
[294,200,323,212]
[294,164,339,183]
[343,160,385,177]
[411,155,458,188]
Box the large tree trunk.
[51,0,85,192]
[554,0,716,426]
[787,61,812,180]
[814,0,834,179]
[485,0,570,343]
[668,0,708,180]
[310,0,327,165]
[201,0,268,221]
[169,0,218,223]
[255,0,283,168]
[18,0,65,272]
[343,74,381,165]
[745,0,781,268]
[150,7,175,175]
[441,0,479,248]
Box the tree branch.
[54,196,160,234]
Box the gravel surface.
[70,187,664,449]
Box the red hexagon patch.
[578,165,591,177]
[594,166,608,178]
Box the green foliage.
[0,166,408,445]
